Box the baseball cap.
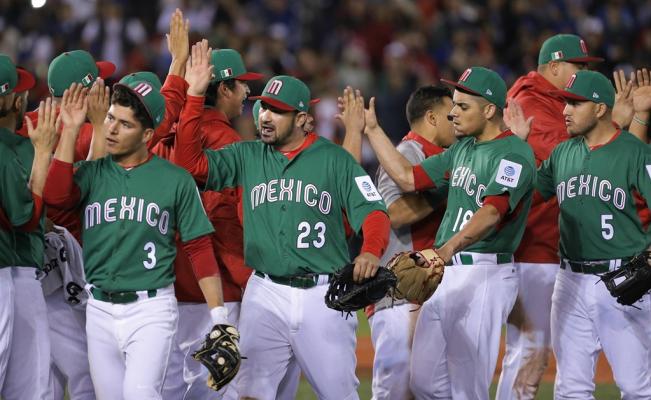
[119,71,162,91]
[210,49,263,83]
[249,75,320,113]
[538,34,604,65]
[48,50,116,97]
[550,70,615,108]
[113,80,166,128]
[0,54,36,95]
[441,67,507,109]
[252,99,262,129]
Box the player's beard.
[568,117,598,137]
[261,115,296,146]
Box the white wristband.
[210,306,229,325]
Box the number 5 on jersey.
[297,221,326,249]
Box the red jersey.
[508,71,567,263]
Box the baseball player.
[496,34,604,399]
[338,85,454,399]
[38,81,231,399]
[361,66,536,399]
[536,70,651,398]
[0,55,54,398]
[0,54,62,400]
[158,45,262,400]
[174,43,390,400]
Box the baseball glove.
[192,324,241,391]
[599,252,651,306]
[386,248,445,305]
[325,263,397,314]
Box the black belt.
[254,271,331,289]
[90,287,157,304]
[560,258,631,275]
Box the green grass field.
[292,311,621,400]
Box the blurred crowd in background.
[1,0,650,170]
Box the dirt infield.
[355,335,615,383]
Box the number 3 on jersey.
[143,241,157,269]
[297,221,326,249]
[452,207,474,232]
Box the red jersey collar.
[403,131,444,157]
[279,132,318,160]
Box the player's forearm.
[360,210,391,258]
[54,127,81,164]
[366,127,415,191]
[29,149,53,197]
[198,276,225,310]
[387,194,435,229]
[342,126,363,163]
[629,111,649,143]
[43,159,81,209]
[149,75,188,149]
[437,204,502,261]
[87,122,107,161]
[168,59,186,78]
[176,94,209,183]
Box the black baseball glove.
[599,252,651,306]
[192,324,241,391]
[325,263,397,314]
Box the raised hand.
[633,68,651,114]
[86,78,110,126]
[505,99,533,141]
[336,86,366,135]
[26,97,59,153]
[59,83,88,130]
[612,69,636,128]
[185,39,214,97]
[363,97,380,133]
[167,8,190,64]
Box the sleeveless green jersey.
[0,139,34,267]
[204,136,387,276]
[419,133,536,253]
[73,155,213,291]
[0,128,44,268]
[537,131,651,260]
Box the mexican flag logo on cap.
[82,73,94,86]
[551,51,564,61]
[220,68,233,79]
[0,82,9,94]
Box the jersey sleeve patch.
[355,175,383,202]
[646,164,651,180]
[495,159,523,188]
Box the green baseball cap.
[550,70,615,108]
[119,71,162,91]
[113,80,166,128]
[210,49,263,83]
[441,67,507,109]
[538,34,603,65]
[0,54,35,95]
[249,75,320,112]
[48,50,116,97]
[252,99,262,129]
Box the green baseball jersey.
[419,133,536,253]
[537,131,651,260]
[0,128,44,268]
[73,155,213,291]
[0,140,34,267]
[204,136,387,276]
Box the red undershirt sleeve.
[175,94,210,184]
[181,235,221,280]
[413,165,436,191]
[483,194,510,219]
[360,210,391,258]
[43,159,81,210]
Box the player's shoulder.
[311,136,359,160]
[149,155,196,178]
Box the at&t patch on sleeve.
[355,175,383,201]
[495,159,522,188]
